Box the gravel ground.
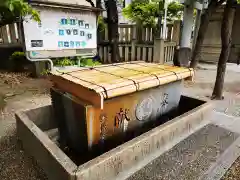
[0,64,240,180]
[185,64,240,180]
[222,156,240,180]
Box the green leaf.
[0,0,40,26]
[9,3,14,11]
[122,0,183,27]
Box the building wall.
[229,5,240,64]
[199,7,223,63]
[200,5,240,64]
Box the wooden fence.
[0,23,23,46]
[0,21,181,63]
[164,41,176,63]
[98,23,179,63]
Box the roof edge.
[29,0,103,13]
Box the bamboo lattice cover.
[50,61,194,108]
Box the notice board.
[23,7,97,57]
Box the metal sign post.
[162,0,168,40]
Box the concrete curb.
[199,112,240,180]
[15,111,78,180]
[211,111,240,134]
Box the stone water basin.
[15,95,212,180]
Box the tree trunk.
[212,0,236,99]
[96,0,102,8]
[105,0,120,63]
[190,0,225,68]
[86,0,120,63]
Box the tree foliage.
[122,0,183,27]
[85,0,120,62]
[0,0,40,27]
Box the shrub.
[9,51,28,72]
[79,58,102,67]
[54,57,74,67]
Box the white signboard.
[23,8,97,52]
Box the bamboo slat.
[51,61,194,108]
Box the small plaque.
[31,40,43,47]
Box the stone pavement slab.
[128,124,239,180]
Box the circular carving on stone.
[135,97,153,121]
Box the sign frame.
[23,6,98,59]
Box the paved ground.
[0,63,240,180]
[128,124,239,180]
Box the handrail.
[78,55,96,67]
[25,52,54,72]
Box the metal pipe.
[163,0,168,40]
[26,52,54,72]
[78,55,95,67]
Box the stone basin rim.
[15,95,213,180]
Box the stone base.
[177,47,191,67]
[15,96,212,180]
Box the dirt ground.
[0,63,240,180]
[0,72,50,180]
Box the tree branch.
[96,0,103,9]
[85,0,95,7]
